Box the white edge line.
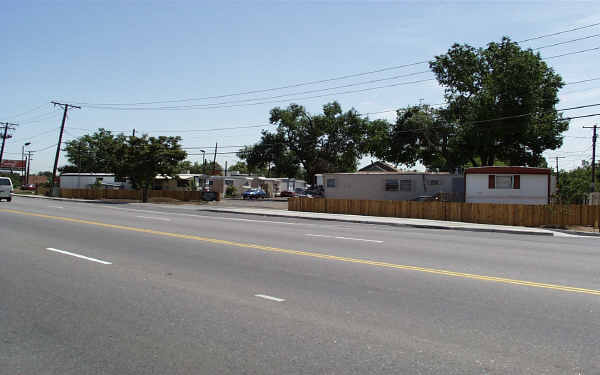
[255,294,286,302]
[46,248,112,265]
[305,233,383,243]
[135,215,172,221]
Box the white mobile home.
[322,172,463,201]
[465,166,552,205]
[59,173,124,189]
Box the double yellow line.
[2,208,599,296]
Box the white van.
[0,177,13,202]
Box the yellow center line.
[2,208,599,296]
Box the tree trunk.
[142,186,149,203]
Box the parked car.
[294,188,307,197]
[280,190,295,198]
[411,193,441,202]
[21,183,37,191]
[0,177,13,202]
[242,188,266,200]
[306,186,324,197]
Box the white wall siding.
[323,173,457,201]
[60,175,116,189]
[465,174,549,204]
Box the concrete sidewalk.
[13,193,588,237]
[201,206,559,236]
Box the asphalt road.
[1,196,599,374]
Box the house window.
[385,179,399,191]
[429,179,440,185]
[399,179,412,192]
[327,178,336,188]
[488,175,521,189]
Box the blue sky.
[1,1,600,173]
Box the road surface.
[1,196,599,374]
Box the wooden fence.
[288,197,600,228]
[60,189,208,201]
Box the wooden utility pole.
[26,151,34,185]
[50,102,81,193]
[583,125,598,191]
[554,156,566,199]
[212,142,217,175]
[0,122,18,165]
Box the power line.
[533,33,600,50]
[544,46,600,59]
[86,70,433,110]
[81,46,600,112]
[561,77,600,85]
[68,102,600,137]
[83,78,436,111]
[518,22,600,43]
[8,127,61,144]
[71,61,430,107]
[68,21,600,109]
[5,104,48,119]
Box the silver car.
[0,177,13,202]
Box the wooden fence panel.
[288,197,600,228]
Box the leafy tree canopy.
[428,36,568,168]
[556,165,596,204]
[241,102,372,182]
[64,128,126,172]
[116,135,187,202]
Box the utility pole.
[583,125,598,192]
[50,102,81,194]
[212,142,217,175]
[553,156,566,200]
[0,122,18,166]
[22,142,31,179]
[26,151,34,185]
[132,128,136,137]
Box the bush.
[226,185,237,197]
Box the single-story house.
[464,166,554,205]
[322,171,464,201]
[358,161,398,172]
[208,175,253,195]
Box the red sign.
[0,159,26,169]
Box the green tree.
[556,165,593,204]
[63,128,126,172]
[242,102,372,182]
[176,160,222,175]
[370,105,465,171]
[428,37,568,167]
[115,135,187,202]
[228,161,249,174]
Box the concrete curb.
[202,208,555,236]
[10,194,558,237]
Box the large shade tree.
[428,36,568,167]
[241,102,372,182]
[116,135,187,202]
[64,128,126,172]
